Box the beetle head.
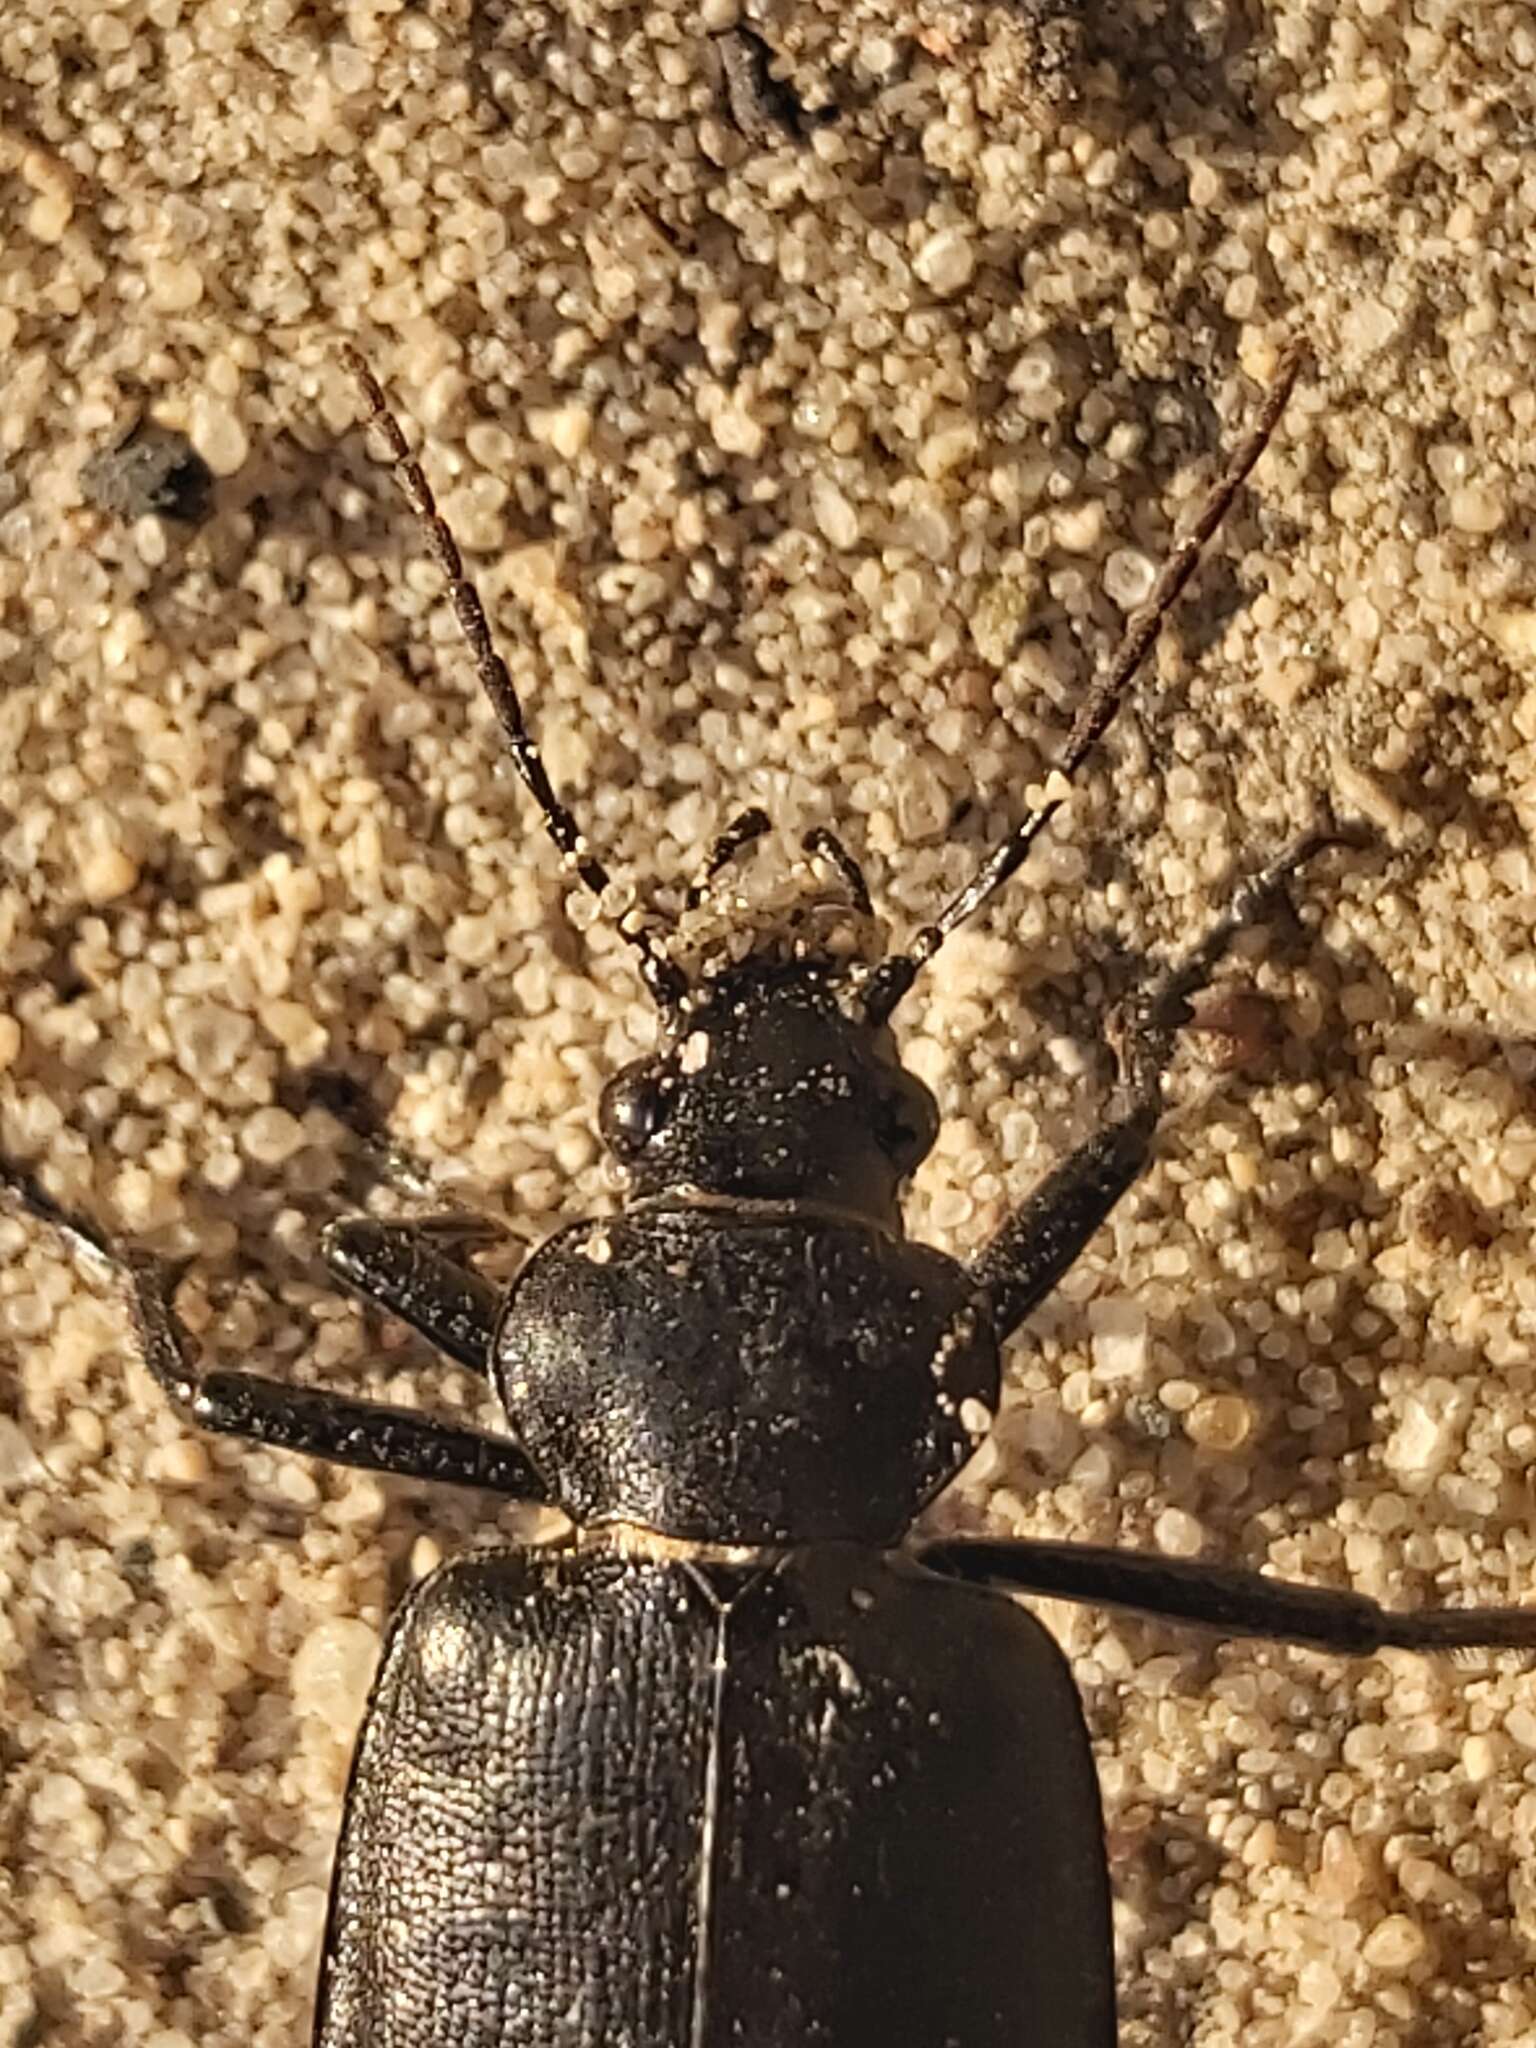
[600,955,940,1224]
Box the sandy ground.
[4,0,1536,2042]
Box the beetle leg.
[1,1159,549,1499]
[321,1216,507,1375]
[968,1102,1159,1345]
[970,823,1354,1342]
[915,1538,1536,1656]
[126,1245,546,1495]
[400,1211,512,1250]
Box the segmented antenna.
[341,347,686,1010]
[862,342,1306,1024]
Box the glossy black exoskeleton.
[13,346,1536,2048]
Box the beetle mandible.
[11,343,1536,2048]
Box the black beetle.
[11,344,1536,2047]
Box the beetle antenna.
[862,341,1305,1025]
[341,346,687,1011]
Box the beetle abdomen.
[315,1546,1113,2048]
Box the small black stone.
[80,421,214,526]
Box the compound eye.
[599,1066,671,1160]
[878,1070,940,1174]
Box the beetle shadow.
[9,1987,63,2048]
[1068,0,1306,158]
[1104,1806,1227,2038]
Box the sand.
[3,0,1536,2041]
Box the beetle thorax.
[492,1203,999,1546]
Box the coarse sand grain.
[4,1,1536,2043]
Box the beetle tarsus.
[1109,814,1358,1097]
[802,825,874,915]
[0,1154,115,1272]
